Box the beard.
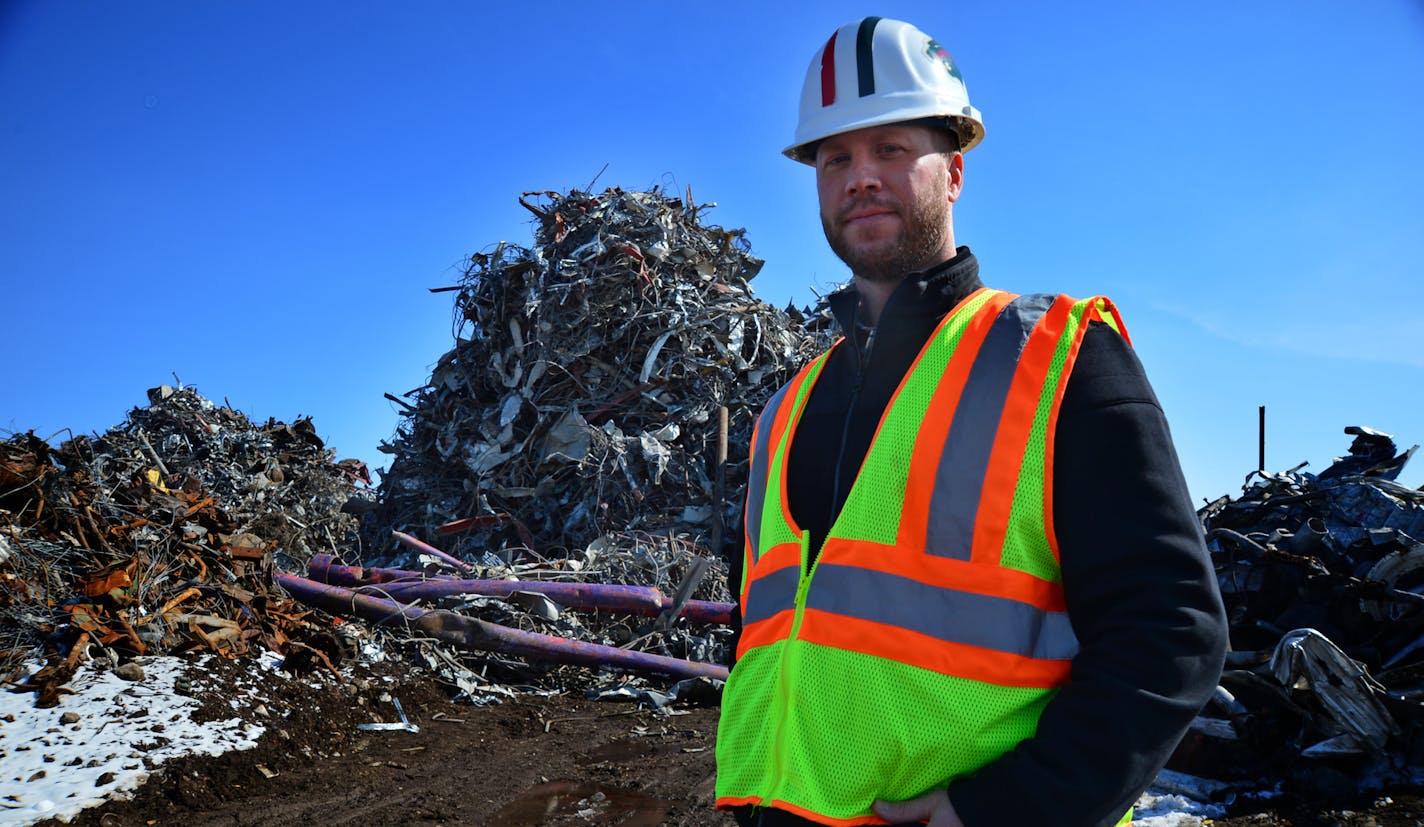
[821,186,951,284]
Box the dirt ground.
[31,656,1424,827]
[35,655,729,827]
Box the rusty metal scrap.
[1180,425,1424,795]
[0,384,371,695]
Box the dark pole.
[710,405,729,556]
[1258,405,1266,472]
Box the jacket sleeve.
[947,322,1228,827]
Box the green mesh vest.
[716,289,1132,827]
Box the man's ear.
[946,152,964,204]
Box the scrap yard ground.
[27,658,731,827]
[12,654,1423,827]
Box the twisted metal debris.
[343,186,827,698]
[1183,426,1424,800]
[365,185,823,576]
[0,385,370,701]
[4,187,831,705]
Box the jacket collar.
[828,246,983,334]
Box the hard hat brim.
[783,108,985,165]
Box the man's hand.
[873,790,966,827]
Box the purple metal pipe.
[374,580,668,615]
[309,557,664,612]
[308,556,733,625]
[276,572,427,624]
[409,608,729,682]
[274,573,727,682]
[309,555,451,586]
[671,599,733,626]
[392,531,475,573]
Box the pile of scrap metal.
[364,186,825,571]
[333,186,826,700]
[3,187,829,707]
[0,385,371,705]
[1181,426,1424,800]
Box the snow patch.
[0,657,262,825]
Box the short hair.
[908,117,963,154]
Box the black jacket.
[732,248,1227,827]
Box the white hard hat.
[784,17,984,164]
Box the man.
[715,17,1227,827]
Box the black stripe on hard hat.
[856,16,882,98]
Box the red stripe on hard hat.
[820,30,838,107]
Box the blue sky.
[3,1,1422,507]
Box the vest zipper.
[826,323,876,565]
[768,528,812,806]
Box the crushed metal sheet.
[1183,425,1424,799]
[1269,628,1400,752]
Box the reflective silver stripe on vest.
[806,563,1079,660]
[745,381,793,566]
[925,294,1056,560]
[740,565,802,626]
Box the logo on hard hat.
[925,39,963,82]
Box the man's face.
[815,123,963,284]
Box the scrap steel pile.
[1183,426,1424,797]
[366,186,823,568]
[338,186,825,699]
[0,386,370,704]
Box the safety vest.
[715,287,1131,826]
